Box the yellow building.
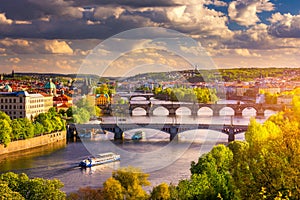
[96,94,110,106]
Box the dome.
[44,81,56,89]
[4,84,12,92]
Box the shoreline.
[0,131,66,155]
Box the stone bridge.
[72,123,248,141]
[108,103,287,117]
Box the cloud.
[8,57,21,63]
[234,48,261,57]
[0,0,232,40]
[0,38,73,54]
[228,0,274,26]
[44,40,73,54]
[205,0,227,7]
[0,13,13,24]
[268,13,300,38]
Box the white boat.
[79,152,120,168]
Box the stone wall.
[0,131,66,155]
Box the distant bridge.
[70,123,248,141]
[108,103,288,117]
[111,93,289,117]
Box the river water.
[0,101,276,194]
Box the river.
[0,100,276,194]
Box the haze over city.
[1,0,300,75]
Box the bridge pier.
[169,108,176,116]
[114,126,124,140]
[235,110,243,116]
[256,110,264,117]
[170,126,179,140]
[228,131,235,142]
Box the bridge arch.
[131,107,147,115]
[219,106,235,116]
[152,106,169,116]
[175,106,192,115]
[197,107,213,116]
[241,107,257,116]
[130,96,148,101]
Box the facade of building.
[0,91,53,119]
[277,95,293,105]
[96,94,110,106]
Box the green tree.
[105,166,150,200]
[0,119,12,147]
[150,182,170,200]
[0,111,12,123]
[103,177,123,200]
[10,119,23,140]
[0,183,24,200]
[189,145,238,200]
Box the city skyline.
[1,0,300,75]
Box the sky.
[1,0,300,76]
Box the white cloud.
[44,40,73,54]
[94,6,125,20]
[0,13,13,24]
[228,0,274,26]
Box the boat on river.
[131,131,145,140]
[79,152,120,168]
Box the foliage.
[103,166,150,200]
[67,95,103,123]
[187,144,238,200]
[67,187,104,200]
[0,108,65,147]
[153,86,218,103]
[94,83,116,96]
[0,172,66,200]
[0,183,24,200]
[0,118,12,147]
[103,177,123,200]
[35,108,65,133]
[150,182,170,200]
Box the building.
[0,91,51,120]
[96,94,110,106]
[53,92,73,111]
[277,95,293,105]
[44,79,57,96]
[259,87,280,95]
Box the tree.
[104,166,150,200]
[0,183,24,200]
[0,111,12,123]
[0,119,12,147]
[103,177,123,200]
[10,119,23,140]
[150,183,170,200]
[0,172,66,200]
[21,178,66,200]
[67,187,104,200]
[188,145,238,200]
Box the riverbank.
[0,131,66,155]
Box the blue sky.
[0,0,300,75]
